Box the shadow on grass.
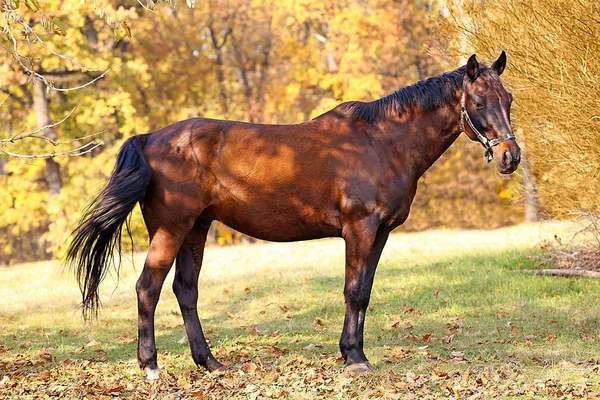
[2,246,600,377]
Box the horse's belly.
[212,196,342,242]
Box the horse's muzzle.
[494,141,521,174]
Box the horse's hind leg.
[137,228,189,380]
[173,221,225,372]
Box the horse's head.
[461,51,521,174]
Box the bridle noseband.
[459,79,515,163]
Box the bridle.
[459,78,515,163]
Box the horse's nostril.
[503,149,512,166]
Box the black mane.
[347,66,473,123]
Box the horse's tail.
[65,135,151,319]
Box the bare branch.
[51,130,106,145]
[521,269,600,278]
[52,67,112,93]
[137,0,158,13]
[0,140,103,159]
[3,10,110,92]
[3,107,76,144]
[15,13,98,73]
[0,92,9,108]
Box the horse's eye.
[475,102,486,110]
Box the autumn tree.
[0,0,143,261]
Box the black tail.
[66,135,151,319]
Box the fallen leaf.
[558,360,575,369]
[191,390,207,398]
[402,304,415,313]
[105,384,125,394]
[543,334,557,342]
[442,335,454,344]
[262,373,278,385]
[243,362,258,372]
[177,336,188,344]
[303,343,322,351]
[0,376,10,387]
[461,367,470,385]
[245,326,265,336]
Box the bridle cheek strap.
[459,81,516,163]
[459,107,515,162]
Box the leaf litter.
[1,342,599,399]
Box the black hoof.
[206,358,227,372]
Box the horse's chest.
[381,181,418,230]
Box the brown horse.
[66,53,520,379]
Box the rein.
[459,79,515,162]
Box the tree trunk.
[84,16,99,50]
[32,78,62,195]
[0,157,6,176]
[207,24,231,115]
[519,137,540,222]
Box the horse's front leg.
[340,221,387,372]
[356,232,388,355]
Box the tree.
[0,0,140,261]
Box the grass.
[1,222,599,398]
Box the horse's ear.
[466,54,479,81]
[492,50,507,76]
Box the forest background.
[0,0,597,264]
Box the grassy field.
[1,222,599,399]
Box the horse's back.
[140,115,370,241]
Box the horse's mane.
[346,65,489,123]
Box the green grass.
[1,222,599,399]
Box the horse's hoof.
[344,361,373,373]
[207,360,227,373]
[145,367,162,380]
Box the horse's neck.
[380,103,463,178]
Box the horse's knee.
[173,278,198,310]
[135,270,167,311]
[344,286,370,309]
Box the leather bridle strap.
[459,79,515,163]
